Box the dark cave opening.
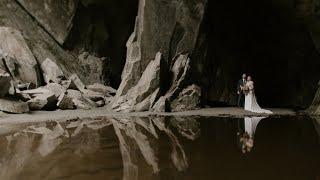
[65,0,139,88]
[202,0,320,109]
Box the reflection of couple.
[237,73,272,114]
[237,116,267,153]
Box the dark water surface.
[0,115,319,180]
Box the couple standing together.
[237,74,272,114]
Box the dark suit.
[237,79,246,107]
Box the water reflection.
[237,116,267,153]
[0,116,317,180]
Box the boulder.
[170,84,201,112]
[16,0,79,44]
[41,58,65,84]
[95,100,105,107]
[0,98,29,113]
[57,93,75,110]
[72,98,96,110]
[68,74,86,91]
[0,69,11,97]
[66,89,82,99]
[0,27,41,86]
[77,52,109,85]
[21,88,52,98]
[87,83,117,95]
[27,92,58,110]
[44,83,66,98]
[81,89,105,102]
[17,82,36,91]
[0,0,105,86]
[66,89,96,110]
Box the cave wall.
[0,0,318,111]
[199,0,320,108]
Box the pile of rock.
[0,58,115,114]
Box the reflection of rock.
[23,122,68,157]
[170,117,201,141]
[112,118,159,173]
[152,117,188,171]
[112,119,138,180]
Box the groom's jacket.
[237,79,246,93]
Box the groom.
[237,73,247,107]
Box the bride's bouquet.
[241,85,249,95]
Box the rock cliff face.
[111,0,207,112]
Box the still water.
[0,115,319,180]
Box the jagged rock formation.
[309,83,320,115]
[112,0,207,112]
[0,0,108,85]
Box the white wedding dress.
[244,81,273,114]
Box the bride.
[243,76,273,114]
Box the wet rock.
[57,93,75,110]
[27,92,58,110]
[0,98,29,113]
[44,83,66,98]
[41,58,65,84]
[68,74,86,91]
[0,69,11,97]
[87,83,117,96]
[0,27,41,86]
[170,84,201,112]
